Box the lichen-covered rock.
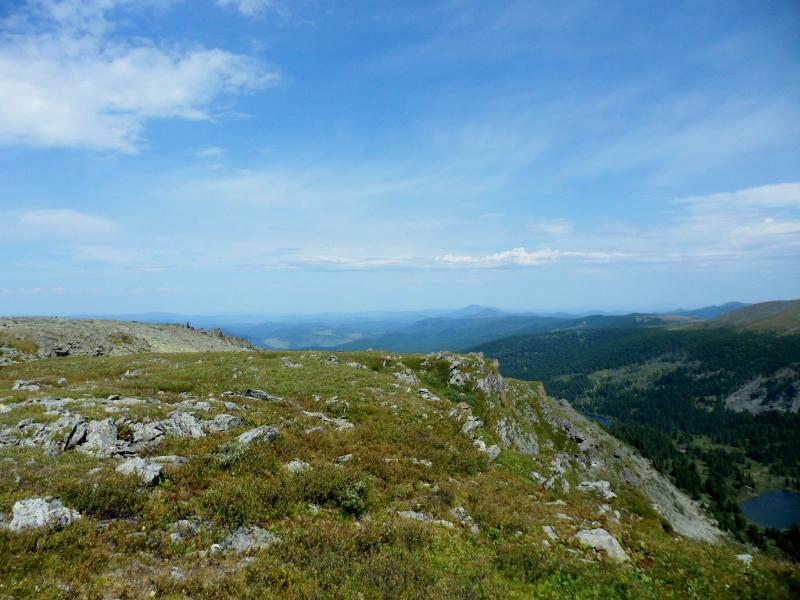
[215,526,280,554]
[418,388,441,402]
[302,410,354,431]
[473,439,501,461]
[12,380,40,392]
[7,498,80,531]
[496,416,539,455]
[165,411,205,438]
[205,413,244,433]
[393,367,419,385]
[575,528,629,562]
[577,480,617,501]
[285,458,311,473]
[397,510,455,529]
[76,418,121,457]
[238,425,280,444]
[450,506,479,533]
[461,416,483,437]
[245,389,283,401]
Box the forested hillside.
[475,326,800,558]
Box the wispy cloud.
[195,146,226,158]
[0,1,277,152]
[436,247,624,268]
[0,208,118,240]
[528,218,573,237]
[216,0,290,18]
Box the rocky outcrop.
[724,367,800,414]
[0,317,254,362]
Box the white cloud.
[0,1,277,152]
[436,247,625,268]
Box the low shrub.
[58,473,146,519]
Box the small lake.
[587,413,613,427]
[740,490,800,530]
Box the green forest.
[476,326,800,559]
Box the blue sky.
[1,0,799,315]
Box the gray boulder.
[76,419,121,457]
[577,480,617,500]
[205,414,244,433]
[115,457,162,485]
[397,510,455,529]
[418,388,441,402]
[165,411,205,438]
[244,389,283,401]
[237,425,280,445]
[450,506,479,533]
[393,368,419,385]
[12,380,40,392]
[461,417,483,437]
[7,498,80,531]
[575,528,629,562]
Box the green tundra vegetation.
[475,326,800,559]
[1,350,798,598]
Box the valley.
[474,301,800,561]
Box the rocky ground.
[0,348,797,598]
[0,318,254,363]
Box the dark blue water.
[740,490,800,530]
[587,413,613,427]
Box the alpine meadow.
[1,1,800,598]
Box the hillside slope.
[474,326,800,544]
[710,299,800,334]
[2,347,797,597]
[0,318,254,363]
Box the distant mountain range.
[63,301,756,352]
[710,299,800,334]
[666,302,749,319]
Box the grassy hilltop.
[0,349,798,599]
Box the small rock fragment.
[736,553,753,567]
[542,525,558,541]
